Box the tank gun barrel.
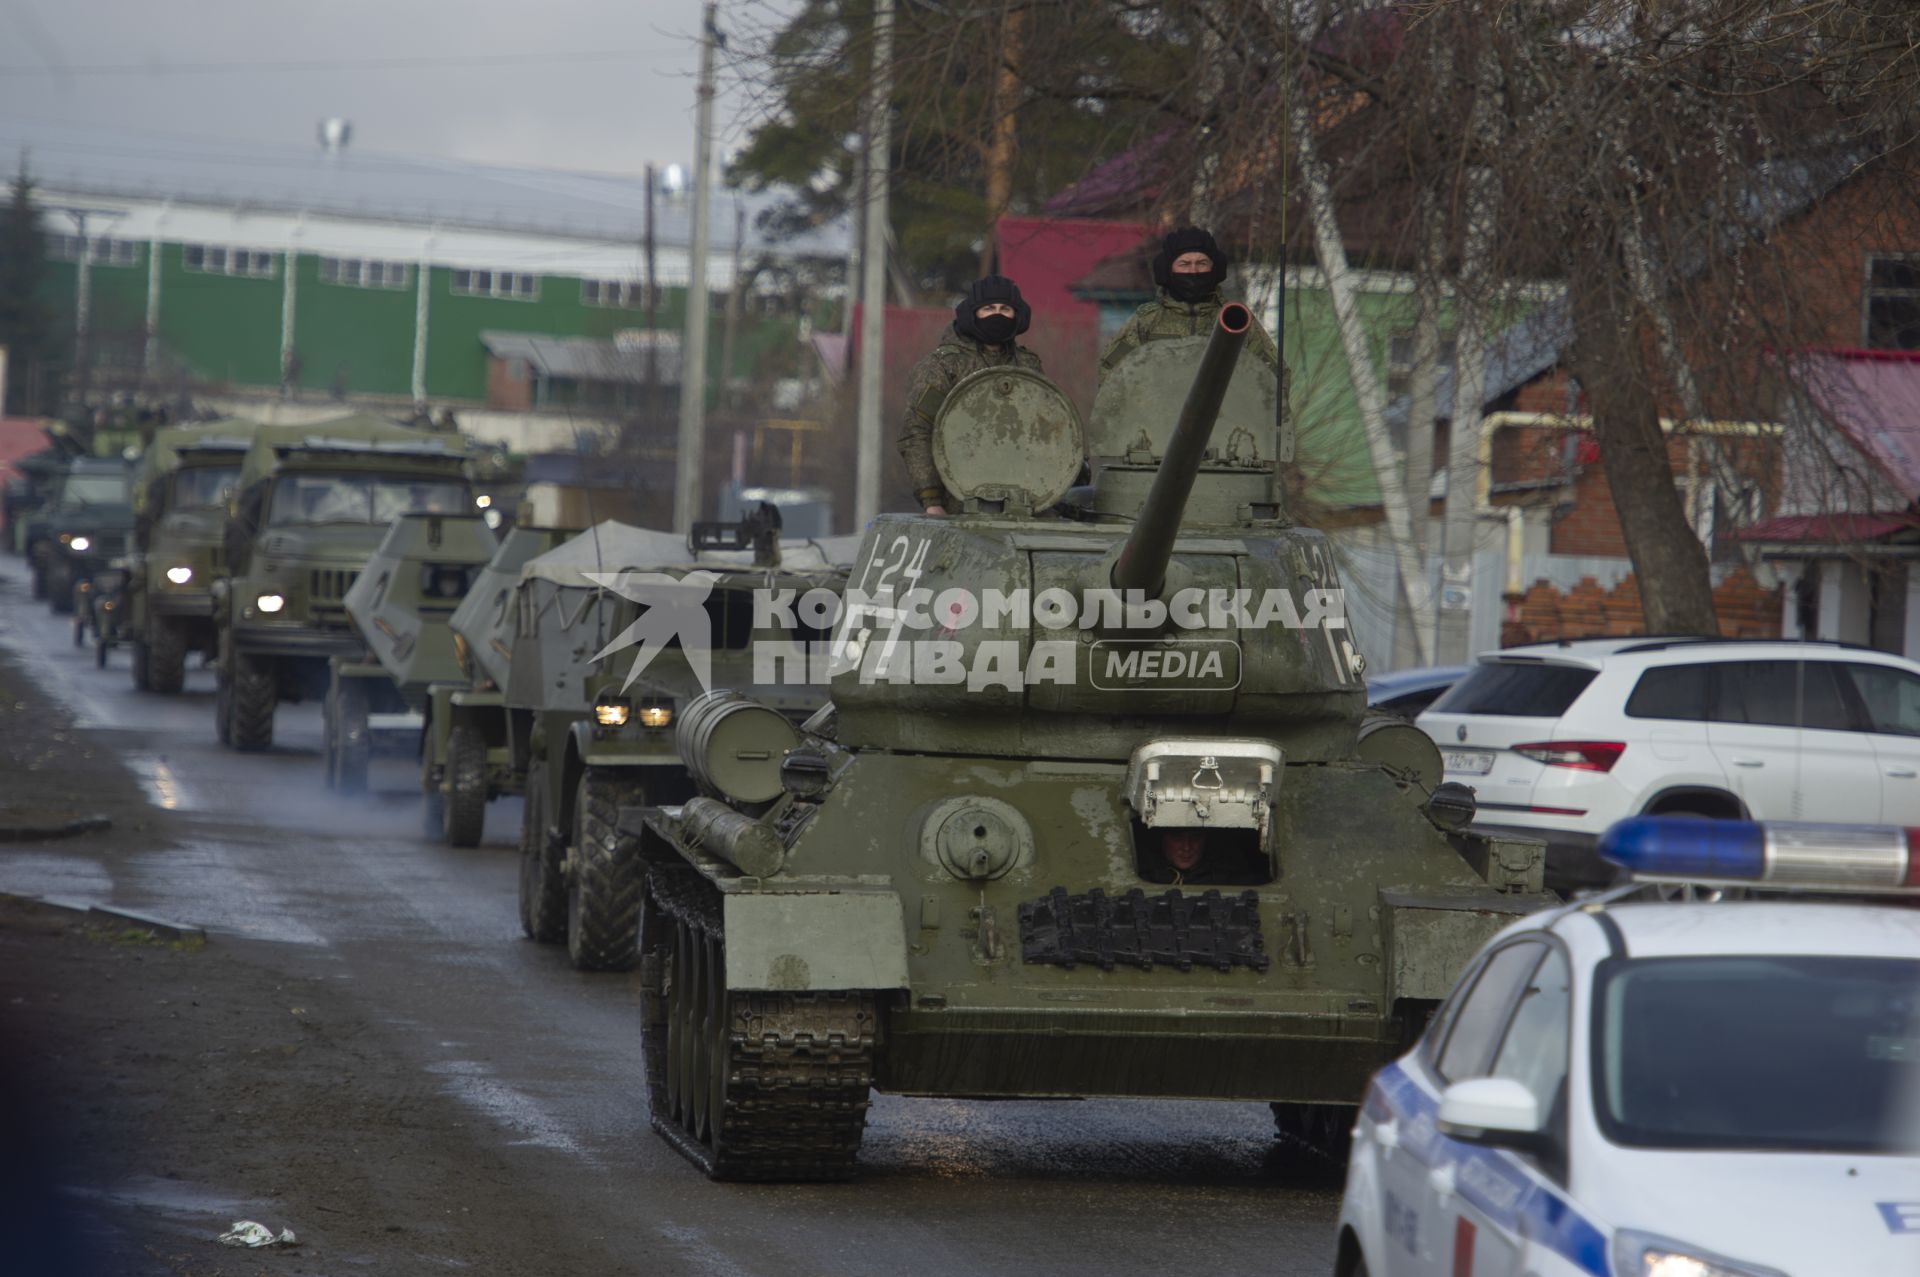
[1109,302,1251,596]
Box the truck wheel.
[29,561,45,600]
[49,569,74,615]
[517,774,565,943]
[72,614,85,647]
[442,724,488,848]
[93,631,108,667]
[641,863,876,1181]
[129,638,151,691]
[566,769,646,971]
[229,652,276,752]
[214,666,232,745]
[331,681,370,793]
[146,619,187,694]
[1270,1102,1356,1169]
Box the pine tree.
[0,161,55,414]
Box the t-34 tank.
[421,520,579,847]
[628,303,1552,1181]
[323,511,499,793]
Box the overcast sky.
[0,0,774,177]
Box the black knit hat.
[1151,226,1228,291]
[954,274,1032,341]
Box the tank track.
[642,860,876,1181]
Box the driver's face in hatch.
[1163,829,1206,871]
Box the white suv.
[1416,638,1920,891]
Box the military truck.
[213,415,472,751]
[127,422,256,693]
[322,511,499,793]
[624,306,1553,1181]
[34,457,136,616]
[509,510,859,972]
[421,521,577,847]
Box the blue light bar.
[1601,817,1766,880]
[1600,817,1920,891]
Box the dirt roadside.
[0,653,641,1276]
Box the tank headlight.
[595,700,631,727]
[68,535,90,552]
[638,705,673,729]
[165,565,194,585]
[256,592,286,614]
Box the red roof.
[1793,349,1920,496]
[1735,512,1919,543]
[994,216,1152,321]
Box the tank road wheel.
[145,618,187,694]
[517,775,566,943]
[332,682,371,794]
[1270,1102,1357,1169]
[641,864,877,1181]
[228,652,276,752]
[442,724,488,848]
[565,770,646,971]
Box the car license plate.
[1443,749,1494,775]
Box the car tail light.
[1513,740,1625,772]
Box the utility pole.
[853,0,893,530]
[674,0,720,534]
[643,162,660,420]
[718,203,748,414]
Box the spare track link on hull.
[642,861,877,1182]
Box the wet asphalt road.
[0,556,1341,1276]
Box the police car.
[1334,817,1920,1277]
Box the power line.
[0,49,673,76]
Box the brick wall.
[1500,566,1780,645]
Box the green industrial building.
[13,120,845,412]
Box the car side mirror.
[1437,1078,1550,1155]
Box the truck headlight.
[638,704,673,729]
[166,565,194,585]
[594,697,631,727]
[1613,1231,1788,1277]
[68,535,90,553]
[256,593,286,614]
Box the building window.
[1865,255,1920,349]
[451,269,538,300]
[183,244,276,278]
[582,278,642,308]
[319,256,411,289]
[1386,330,1458,400]
[47,234,140,267]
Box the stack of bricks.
[1500,568,1782,645]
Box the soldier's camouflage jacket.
[897,323,1043,508]
[1098,289,1283,386]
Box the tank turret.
[1110,302,1251,596]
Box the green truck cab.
[127,421,256,693]
[212,415,472,751]
[34,457,136,617]
[508,512,859,972]
[625,309,1553,1181]
[323,511,500,793]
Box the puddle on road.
[425,1060,585,1156]
[0,853,113,902]
[65,1175,258,1221]
[123,751,194,812]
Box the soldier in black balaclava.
[897,275,1045,515]
[1097,226,1280,382]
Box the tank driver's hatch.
[931,366,1086,515]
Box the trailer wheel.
[442,723,488,848]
